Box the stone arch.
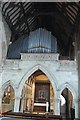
[2,80,15,97]
[59,82,78,118]
[18,64,58,98]
[60,83,78,99]
[59,82,77,100]
[2,80,15,112]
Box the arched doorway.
[2,85,14,112]
[60,88,75,119]
[19,70,54,114]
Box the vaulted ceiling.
[1,2,80,56]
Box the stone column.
[0,98,2,113]
[14,96,20,112]
[77,52,80,119]
[20,98,24,112]
[54,98,60,115]
[75,20,80,120]
[0,16,7,62]
[74,99,78,119]
[0,89,2,113]
[0,10,3,62]
[0,7,11,62]
[0,70,2,113]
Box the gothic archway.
[19,69,55,114]
[18,65,57,98]
[2,85,14,112]
[60,88,75,119]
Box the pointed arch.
[17,64,58,97]
[59,82,77,100]
[2,80,15,97]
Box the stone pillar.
[0,89,2,113]
[54,98,60,115]
[0,98,2,113]
[74,99,78,119]
[14,96,20,112]
[77,52,80,119]
[75,20,80,120]
[0,70,2,113]
[0,10,3,62]
[20,99,24,112]
[0,12,7,62]
[0,7,11,62]
[76,52,80,120]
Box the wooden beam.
[19,2,30,34]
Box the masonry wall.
[2,53,78,99]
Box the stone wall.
[1,53,78,117]
[2,53,78,97]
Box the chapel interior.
[1,2,80,120]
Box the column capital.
[14,96,21,99]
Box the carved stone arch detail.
[17,64,58,98]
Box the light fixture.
[5,92,7,96]
[8,93,10,96]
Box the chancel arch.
[16,65,59,114]
[18,64,57,98]
[19,69,55,114]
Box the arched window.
[2,85,14,112]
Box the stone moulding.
[20,53,59,61]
